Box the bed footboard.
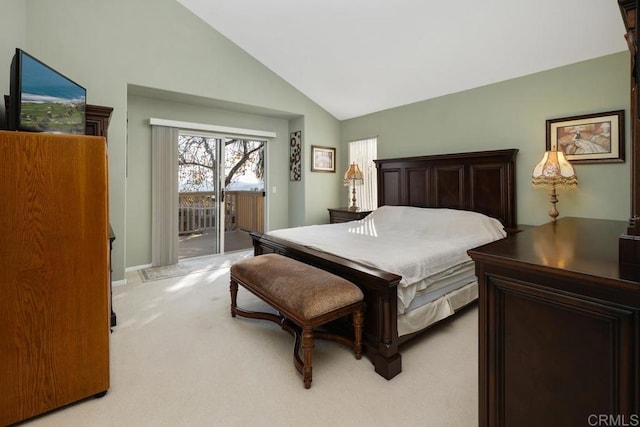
[250,232,403,380]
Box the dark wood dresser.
[468,217,639,427]
[327,207,372,223]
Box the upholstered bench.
[230,253,364,389]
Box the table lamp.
[343,162,364,211]
[531,150,577,221]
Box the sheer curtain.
[348,137,378,210]
[151,125,179,266]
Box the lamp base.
[548,187,559,221]
[349,186,359,211]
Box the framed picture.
[545,110,625,164]
[289,130,302,181]
[311,145,336,172]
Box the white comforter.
[268,205,506,295]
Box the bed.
[250,149,518,379]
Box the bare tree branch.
[178,135,264,192]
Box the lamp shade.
[531,150,577,189]
[343,162,364,186]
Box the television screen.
[9,48,86,134]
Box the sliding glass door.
[177,133,266,258]
[178,133,222,258]
[222,137,266,252]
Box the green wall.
[341,52,630,226]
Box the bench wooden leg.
[302,325,314,389]
[230,281,286,325]
[230,280,238,318]
[353,309,363,360]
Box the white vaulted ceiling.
[176,0,627,120]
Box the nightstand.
[328,207,372,223]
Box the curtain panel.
[151,125,179,266]
[348,138,378,210]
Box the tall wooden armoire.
[0,131,110,425]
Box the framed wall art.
[310,145,336,172]
[545,110,625,164]
[289,130,302,181]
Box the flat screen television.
[8,48,86,134]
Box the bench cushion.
[231,254,363,320]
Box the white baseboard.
[126,263,152,272]
[113,279,127,287]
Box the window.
[348,137,378,210]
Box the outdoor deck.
[179,229,253,259]
[178,190,261,259]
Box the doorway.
[177,133,265,259]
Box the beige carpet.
[139,250,252,282]
[22,254,478,427]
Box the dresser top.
[469,217,639,288]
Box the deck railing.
[178,190,264,235]
[178,191,216,235]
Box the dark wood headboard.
[374,149,518,229]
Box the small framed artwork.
[311,145,336,172]
[289,130,302,181]
[546,110,625,164]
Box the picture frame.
[310,145,336,172]
[289,130,302,181]
[545,110,625,164]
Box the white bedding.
[267,205,506,313]
[267,206,506,336]
[401,260,476,314]
[398,281,478,336]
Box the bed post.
[368,287,402,379]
